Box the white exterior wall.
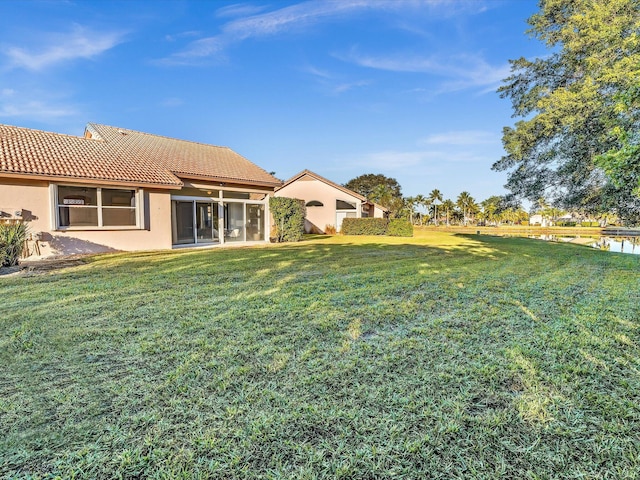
[275,175,362,233]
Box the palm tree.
[405,196,418,224]
[413,194,427,225]
[456,191,475,226]
[428,189,443,225]
[441,199,455,226]
[405,196,414,223]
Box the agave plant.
[0,222,28,267]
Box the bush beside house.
[269,197,306,242]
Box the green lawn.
[1,231,640,479]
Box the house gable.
[276,169,388,233]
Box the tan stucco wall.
[275,175,362,233]
[0,178,173,258]
[372,205,386,218]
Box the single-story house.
[0,123,282,258]
[528,214,547,227]
[275,170,388,233]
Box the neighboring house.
[529,214,547,226]
[0,123,281,258]
[530,212,585,226]
[275,170,388,233]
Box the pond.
[530,234,640,255]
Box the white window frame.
[51,184,143,230]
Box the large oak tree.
[494,0,640,224]
[344,174,402,200]
[344,174,405,217]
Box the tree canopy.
[494,0,640,224]
[344,174,402,200]
[344,173,405,217]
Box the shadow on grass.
[2,233,640,478]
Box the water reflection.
[531,235,640,255]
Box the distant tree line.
[344,173,617,227]
[343,173,525,226]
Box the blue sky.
[0,0,544,203]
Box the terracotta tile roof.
[0,123,281,188]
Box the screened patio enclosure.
[171,188,268,246]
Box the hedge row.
[387,219,414,236]
[341,218,413,237]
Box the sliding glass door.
[172,194,268,246]
[173,201,195,245]
[223,202,266,242]
[196,202,219,243]
[172,200,219,245]
[246,204,265,241]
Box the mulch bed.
[0,256,91,277]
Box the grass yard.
[1,231,640,479]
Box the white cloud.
[2,26,125,71]
[335,142,495,179]
[420,130,499,146]
[344,149,448,171]
[340,49,510,93]
[160,97,184,107]
[165,31,202,42]
[303,65,333,79]
[215,4,269,19]
[0,100,77,119]
[160,0,482,65]
[342,51,441,73]
[332,80,369,93]
[437,60,511,93]
[0,86,79,120]
[303,64,369,94]
[363,150,438,169]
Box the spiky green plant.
[0,222,28,267]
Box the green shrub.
[269,197,305,242]
[0,222,28,267]
[340,218,413,237]
[387,219,413,237]
[581,221,600,227]
[557,221,577,227]
[341,218,389,235]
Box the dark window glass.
[336,199,356,210]
[58,206,98,227]
[103,208,136,226]
[223,191,251,199]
